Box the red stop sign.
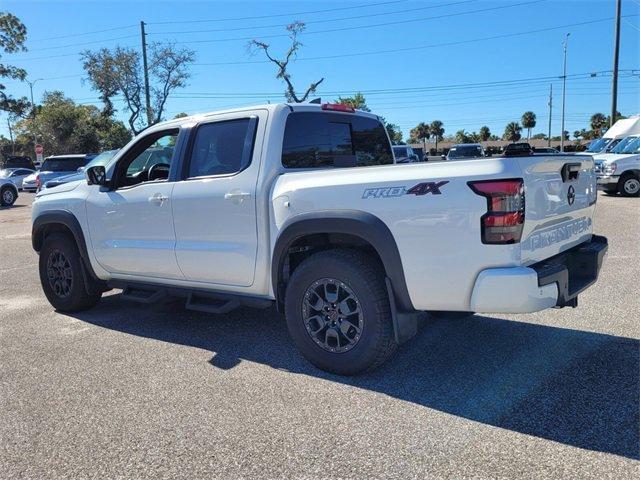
[35,144,43,155]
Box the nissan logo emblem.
[567,185,576,205]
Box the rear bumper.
[470,235,608,313]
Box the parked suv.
[31,103,607,375]
[392,145,419,163]
[32,154,94,192]
[43,150,118,191]
[446,143,485,161]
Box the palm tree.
[590,113,608,137]
[455,129,470,144]
[479,126,491,141]
[521,111,536,140]
[410,122,430,144]
[504,122,522,142]
[430,120,444,152]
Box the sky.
[2,0,639,142]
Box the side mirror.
[86,165,107,186]
[77,166,85,173]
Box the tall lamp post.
[560,33,570,152]
[26,78,43,149]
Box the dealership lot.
[1,192,638,478]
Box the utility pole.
[27,78,42,148]
[140,21,152,126]
[547,83,553,147]
[7,118,15,154]
[560,33,570,152]
[610,0,622,127]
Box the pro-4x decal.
[362,181,449,199]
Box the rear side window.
[187,118,255,178]
[282,112,392,169]
[41,158,86,171]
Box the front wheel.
[285,249,397,375]
[39,233,103,312]
[619,174,640,197]
[0,187,17,206]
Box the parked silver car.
[0,168,36,190]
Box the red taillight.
[35,174,41,189]
[468,179,525,244]
[321,103,355,113]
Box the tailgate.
[516,154,597,264]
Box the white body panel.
[32,103,601,314]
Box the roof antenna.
[309,97,321,104]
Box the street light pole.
[610,0,622,127]
[560,33,570,152]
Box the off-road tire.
[39,232,102,311]
[0,186,17,206]
[285,249,397,375]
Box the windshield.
[586,138,610,153]
[448,145,483,158]
[618,137,640,154]
[41,157,86,172]
[85,150,118,169]
[610,137,635,154]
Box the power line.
[172,0,548,45]
[148,0,475,36]
[24,34,139,53]
[192,14,640,66]
[28,24,138,42]
[147,0,409,25]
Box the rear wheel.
[39,233,102,311]
[285,249,397,375]
[619,173,640,197]
[0,186,16,206]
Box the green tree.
[13,91,131,154]
[385,123,403,144]
[81,42,195,133]
[590,113,608,138]
[409,122,430,146]
[503,122,522,142]
[479,126,491,141]
[455,129,472,144]
[0,12,29,116]
[249,22,324,103]
[335,92,370,112]
[430,120,444,152]
[173,112,189,119]
[521,111,536,140]
[532,133,547,140]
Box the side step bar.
[110,280,273,314]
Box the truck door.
[85,128,184,279]
[171,110,266,287]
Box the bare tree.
[248,21,324,103]
[81,43,194,134]
[150,42,195,124]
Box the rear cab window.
[282,112,393,169]
[41,157,86,171]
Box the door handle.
[224,191,251,204]
[148,193,169,205]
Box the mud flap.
[385,277,419,344]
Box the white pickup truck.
[31,103,608,375]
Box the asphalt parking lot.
[1,191,638,478]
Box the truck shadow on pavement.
[68,294,639,460]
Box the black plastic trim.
[531,234,608,307]
[31,210,102,285]
[272,210,415,312]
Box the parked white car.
[31,103,608,374]
[0,177,19,206]
[0,168,35,190]
[595,135,640,196]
